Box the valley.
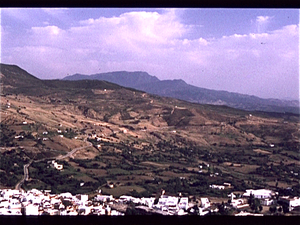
[0,64,299,201]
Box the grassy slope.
[1,63,299,197]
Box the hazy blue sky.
[1,8,299,100]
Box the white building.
[243,189,275,199]
[198,207,210,216]
[119,195,140,204]
[279,196,300,211]
[210,184,225,190]
[231,199,245,208]
[200,198,210,208]
[290,197,300,208]
[24,204,39,215]
[95,195,113,203]
[165,196,179,213]
[76,194,88,202]
[178,197,189,210]
[51,160,63,170]
[261,198,275,206]
[141,197,155,208]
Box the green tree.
[248,194,261,213]
[269,206,277,213]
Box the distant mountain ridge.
[63,71,299,114]
[68,71,160,88]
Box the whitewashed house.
[95,195,113,203]
[178,197,189,210]
[210,184,225,190]
[141,197,155,208]
[261,198,275,206]
[243,189,275,199]
[279,196,300,211]
[51,160,63,170]
[200,198,210,208]
[24,204,39,215]
[231,199,245,208]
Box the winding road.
[15,141,92,191]
[56,141,92,160]
[15,160,33,191]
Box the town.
[0,187,299,216]
[1,64,300,218]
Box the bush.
[269,206,277,213]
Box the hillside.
[63,71,299,114]
[1,63,299,198]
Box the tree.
[269,206,277,214]
[248,194,261,213]
[191,205,199,215]
[125,206,141,215]
[217,202,229,215]
[282,204,289,213]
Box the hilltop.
[63,71,299,114]
[0,63,299,199]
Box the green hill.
[1,63,299,197]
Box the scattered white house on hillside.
[210,184,225,190]
[15,135,24,139]
[243,189,275,199]
[51,160,63,170]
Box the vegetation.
[26,160,106,194]
[0,149,30,187]
[1,63,299,199]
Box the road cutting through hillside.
[56,141,92,160]
[15,160,33,191]
[15,141,93,191]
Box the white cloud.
[32,25,62,35]
[256,16,271,23]
[1,10,299,99]
[199,24,299,98]
[256,15,273,33]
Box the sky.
[1,8,299,100]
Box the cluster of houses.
[228,189,300,214]
[0,189,122,216]
[0,188,299,216]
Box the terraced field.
[1,64,299,198]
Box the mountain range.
[1,63,299,197]
[63,71,299,114]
